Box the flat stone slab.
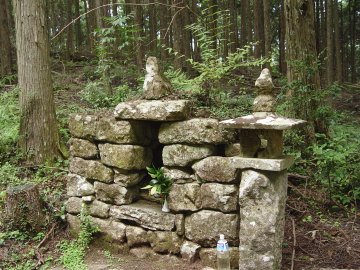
[110,200,176,231]
[230,155,294,171]
[220,112,306,130]
[114,100,190,121]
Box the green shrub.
[0,89,20,158]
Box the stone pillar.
[238,168,288,270]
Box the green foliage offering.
[142,167,172,199]
[57,211,100,270]
[0,88,20,157]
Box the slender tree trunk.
[279,0,286,75]
[149,2,157,55]
[66,0,74,60]
[333,0,342,83]
[254,0,262,58]
[222,0,229,59]
[349,0,357,82]
[263,0,271,69]
[132,0,145,70]
[74,0,82,51]
[240,0,249,47]
[208,0,217,51]
[172,0,183,70]
[0,0,12,76]
[326,0,334,84]
[284,0,328,139]
[229,0,238,53]
[14,0,62,163]
[182,0,192,74]
[159,0,170,61]
[191,0,201,63]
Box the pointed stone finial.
[253,68,276,112]
[255,68,274,92]
[143,56,173,99]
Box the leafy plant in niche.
[142,167,172,201]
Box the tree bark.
[159,0,170,61]
[132,0,145,71]
[14,0,62,163]
[229,0,238,53]
[74,0,82,51]
[240,0,249,47]
[66,0,74,59]
[4,184,46,233]
[208,0,217,51]
[326,0,334,84]
[263,0,271,69]
[284,0,328,139]
[149,2,157,55]
[279,0,286,75]
[172,0,183,70]
[0,0,12,76]
[254,0,263,58]
[333,0,342,83]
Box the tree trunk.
[349,0,357,82]
[0,0,12,76]
[182,0,192,74]
[333,0,342,83]
[66,0,74,60]
[132,0,145,71]
[14,0,62,163]
[326,0,334,84]
[149,2,157,55]
[208,0,217,51]
[263,0,271,69]
[172,0,183,70]
[4,184,46,233]
[254,0,263,58]
[284,0,328,139]
[159,0,170,61]
[240,0,249,47]
[74,0,82,51]
[229,0,238,53]
[279,0,286,75]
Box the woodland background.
[0,0,359,269]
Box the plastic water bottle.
[217,234,230,270]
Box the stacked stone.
[64,99,241,267]
[66,113,155,244]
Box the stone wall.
[65,99,293,269]
[66,100,242,268]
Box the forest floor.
[0,62,359,270]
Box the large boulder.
[69,138,98,159]
[126,226,149,247]
[147,231,183,254]
[68,114,98,140]
[200,183,238,212]
[99,144,152,170]
[114,100,190,121]
[96,118,154,145]
[163,167,194,184]
[184,210,238,247]
[110,200,176,231]
[90,217,127,243]
[159,118,236,144]
[114,169,146,187]
[69,157,113,183]
[192,156,239,183]
[66,174,95,197]
[167,183,201,212]
[163,144,215,167]
[94,181,138,205]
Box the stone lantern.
[219,68,306,270]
